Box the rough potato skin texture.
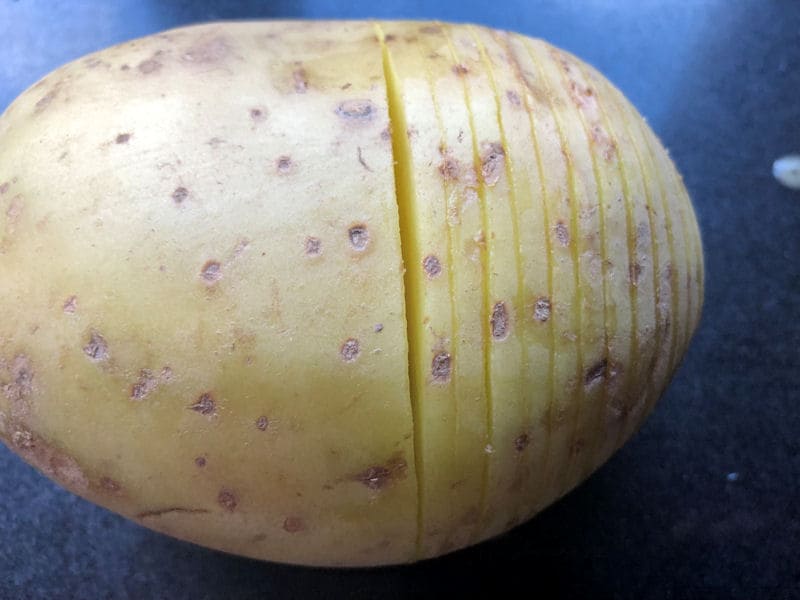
[0,20,703,567]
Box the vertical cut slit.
[375,22,424,559]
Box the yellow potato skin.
[0,21,702,566]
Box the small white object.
[773,154,800,190]
[726,472,740,482]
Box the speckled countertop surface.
[1,1,798,598]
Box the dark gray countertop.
[1,1,798,598]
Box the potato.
[0,21,703,566]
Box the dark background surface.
[1,1,798,598]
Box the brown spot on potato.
[34,88,58,113]
[11,424,88,491]
[137,507,210,519]
[439,156,460,181]
[195,456,207,468]
[340,338,360,363]
[120,64,130,71]
[189,392,216,416]
[491,302,510,340]
[99,476,122,494]
[200,260,222,284]
[255,415,269,431]
[276,155,293,174]
[514,433,530,452]
[452,64,469,76]
[630,262,643,286]
[374,323,384,333]
[481,142,505,186]
[590,125,617,161]
[250,107,267,121]
[182,36,230,64]
[423,254,442,278]
[0,182,8,195]
[420,25,442,34]
[506,90,522,106]
[384,33,397,42]
[348,225,369,251]
[160,366,173,381]
[217,488,238,512]
[554,221,570,246]
[171,186,189,203]
[534,297,551,322]
[292,67,308,93]
[83,330,109,362]
[357,147,372,172]
[304,236,322,256]
[431,352,451,383]
[138,59,162,74]
[2,356,33,417]
[335,99,375,120]
[585,358,608,387]
[115,133,131,145]
[283,516,306,533]
[130,369,157,400]
[62,296,77,314]
[354,454,407,491]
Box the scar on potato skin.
[138,59,162,74]
[348,225,369,251]
[171,187,189,203]
[481,143,505,186]
[585,358,608,387]
[283,516,306,533]
[354,453,407,490]
[0,182,9,195]
[137,507,210,519]
[217,489,238,512]
[304,236,322,256]
[335,99,375,120]
[491,301,510,340]
[452,64,469,76]
[2,355,33,417]
[534,297,551,322]
[63,295,78,313]
[276,155,293,174]
[200,260,222,284]
[292,67,308,93]
[83,330,109,362]
[189,392,216,416]
[431,352,451,383]
[255,415,269,431]
[514,433,530,452]
[340,338,360,363]
[195,456,207,467]
[9,424,88,491]
[357,147,372,172]
[130,369,157,400]
[423,255,442,278]
[115,133,131,144]
[98,476,123,494]
[250,107,267,121]
[555,221,570,246]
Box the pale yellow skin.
[0,21,703,566]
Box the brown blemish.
[283,516,306,533]
[137,507,210,519]
[374,323,384,333]
[200,260,222,284]
[340,338,360,363]
[292,66,308,93]
[189,392,216,416]
[182,36,230,64]
[569,438,586,458]
[130,369,157,400]
[99,476,122,494]
[217,488,238,512]
[452,64,469,76]
[354,453,407,491]
[554,221,570,246]
[380,126,391,141]
[481,142,505,186]
[357,147,373,172]
[138,59,162,74]
[255,415,269,431]
[335,99,375,120]
[83,330,109,362]
[160,366,173,381]
[506,89,522,106]
[171,186,189,204]
[420,25,442,35]
[348,224,369,251]
[0,182,9,195]
[423,254,442,278]
[250,107,267,121]
[34,88,59,114]
[384,33,397,42]
[276,155,293,174]
[10,424,88,491]
[195,456,207,468]
[62,295,78,314]
[491,301,510,340]
[585,358,608,387]
[304,236,322,256]
[534,297,551,322]
[431,352,451,383]
[2,355,33,417]
[341,82,352,90]
[120,64,130,71]
[630,262,643,286]
[590,125,617,161]
[115,133,131,145]
[514,433,530,452]
[438,156,460,181]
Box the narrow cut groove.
[573,61,639,457]
[441,23,493,543]
[469,25,529,522]
[375,22,424,559]
[497,31,557,509]
[633,116,681,413]
[522,38,585,496]
[546,53,616,484]
[602,84,664,452]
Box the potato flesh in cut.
[0,20,703,566]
